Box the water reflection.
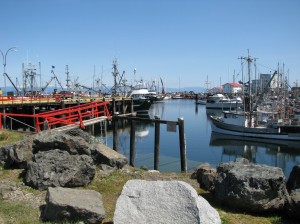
[95,100,300,175]
[210,132,300,177]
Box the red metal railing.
[0,101,111,132]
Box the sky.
[1,0,300,91]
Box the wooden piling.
[122,98,126,114]
[178,117,187,172]
[154,115,160,170]
[113,98,116,115]
[130,119,136,167]
[131,98,134,113]
[112,115,119,152]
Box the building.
[210,86,223,93]
[222,82,242,94]
[260,73,271,93]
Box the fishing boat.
[210,110,300,140]
[127,88,152,113]
[206,94,242,109]
[210,52,300,141]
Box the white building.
[222,82,242,94]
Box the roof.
[224,82,242,87]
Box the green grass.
[0,130,24,147]
[0,198,40,224]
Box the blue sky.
[1,0,300,90]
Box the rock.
[214,159,289,213]
[64,128,93,143]
[32,131,91,155]
[0,137,34,168]
[286,165,300,193]
[90,143,128,169]
[113,180,221,224]
[285,189,300,220]
[192,163,216,192]
[42,187,105,224]
[25,149,95,190]
[285,165,300,219]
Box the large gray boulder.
[32,130,91,155]
[0,137,34,168]
[214,158,289,213]
[25,149,95,190]
[64,128,94,143]
[286,165,300,193]
[90,143,128,169]
[285,165,300,219]
[114,180,221,224]
[42,187,105,224]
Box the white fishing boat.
[210,111,300,140]
[210,51,300,141]
[206,94,242,109]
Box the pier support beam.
[130,119,136,167]
[178,117,187,173]
[154,115,161,170]
[112,115,119,152]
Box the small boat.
[206,94,242,109]
[147,91,165,103]
[172,94,184,99]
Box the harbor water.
[96,99,300,177]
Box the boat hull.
[210,116,300,141]
[133,99,152,113]
[206,102,242,109]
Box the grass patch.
[0,130,24,147]
[0,198,40,224]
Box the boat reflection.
[206,109,224,118]
[210,132,300,176]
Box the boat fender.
[278,127,281,133]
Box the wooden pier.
[0,95,133,132]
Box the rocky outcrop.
[0,136,34,169]
[42,187,105,224]
[32,130,91,155]
[285,165,300,219]
[25,149,95,190]
[91,143,128,169]
[21,128,129,189]
[64,128,94,143]
[192,163,216,192]
[214,158,289,213]
[286,165,300,193]
[114,180,221,224]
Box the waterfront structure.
[222,82,242,94]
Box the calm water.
[96,99,300,177]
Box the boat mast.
[65,65,70,90]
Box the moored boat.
[210,51,300,141]
[210,111,300,140]
[206,93,242,109]
[127,88,152,113]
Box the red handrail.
[0,101,111,132]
